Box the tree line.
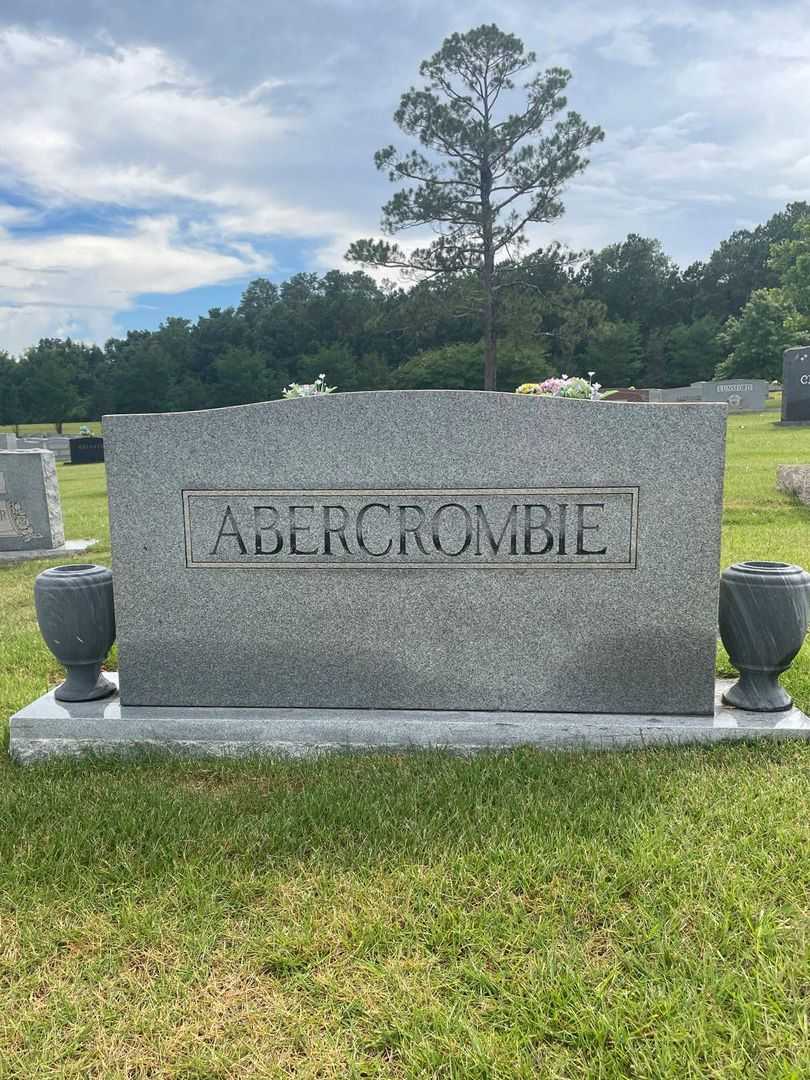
[4,21,810,429]
[4,22,810,428]
[1,199,809,429]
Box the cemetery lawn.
[0,420,102,436]
[0,411,809,1078]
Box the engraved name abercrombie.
[183,488,638,569]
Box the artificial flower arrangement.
[515,372,602,400]
[281,374,336,398]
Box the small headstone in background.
[696,380,769,412]
[16,437,45,453]
[604,389,649,402]
[17,436,70,462]
[0,434,17,450]
[649,381,768,411]
[0,450,65,552]
[781,347,810,424]
[45,437,71,462]
[647,386,703,403]
[69,436,105,465]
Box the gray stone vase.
[719,561,810,711]
[34,563,116,701]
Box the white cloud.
[0,26,359,349]
[0,25,367,239]
[596,28,656,67]
[0,216,268,353]
[0,205,38,227]
[2,3,810,352]
[0,28,290,209]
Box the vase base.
[55,673,117,703]
[721,678,793,713]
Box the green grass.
[0,420,102,435]
[719,409,810,703]
[0,414,809,1077]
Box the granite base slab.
[9,675,810,763]
[0,539,97,566]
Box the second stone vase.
[718,560,810,711]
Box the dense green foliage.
[3,203,810,426]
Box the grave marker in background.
[647,386,703,403]
[697,380,768,412]
[781,347,810,424]
[16,436,70,461]
[649,381,767,411]
[0,449,64,552]
[0,450,98,564]
[69,437,105,465]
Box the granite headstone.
[16,437,68,461]
[45,437,70,462]
[781,346,810,423]
[647,386,702,403]
[70,436,105,465]
[0,449,65,551]
[696,380,768,412]
[604,389,649,402]
[105,392,726,716]
[650,381,767,411]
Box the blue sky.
[0,1,809,353]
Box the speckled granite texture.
[9,676,808,763]
[777,465,810,505]
[0,449,64,551]
[104,392,727,715]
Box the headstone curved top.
[104,391,726,715]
